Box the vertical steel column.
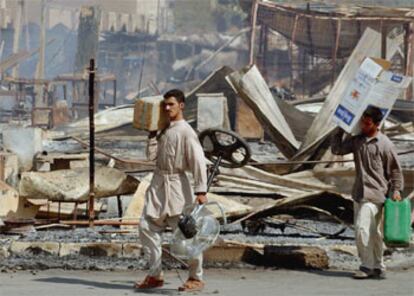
[88,58,95,227]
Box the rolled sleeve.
[185,134,208,194]
[331,128,354,155]
[384,143,404,193]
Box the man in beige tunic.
[135,89,208,292]
[331,106,404,280]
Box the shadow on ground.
[34,277,180,295]
[308,270,354,278]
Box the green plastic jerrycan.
[384,198,412,246]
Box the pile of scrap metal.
[62,28,414,238]
[0,124,142,233]
[1,25,413,242]
[147,27,413,236]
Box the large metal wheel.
[198,128,251,168]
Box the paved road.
[0,268,413,296]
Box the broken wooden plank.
[226,65,300,158]
[249,163,292,176]
[121,173,253,228]
[0,181,40,220]
[121,173,152,227]
[220,165,335,191]
[217,175,310,196]
[210,184,278,196]
[61,220,139,226]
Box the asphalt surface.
[0,268,413,296]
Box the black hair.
[362,106,384,125]
[163,89,185,103]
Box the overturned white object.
[196,93,230,131]
[333,57,412,134]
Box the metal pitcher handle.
[189,202,227,226]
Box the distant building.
[2,0,174,34]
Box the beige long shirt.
[143,120,208,219]
[331,129,403,204]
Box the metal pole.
[248,0,259,65]
[207,156,222,191]
[88,58,95,227]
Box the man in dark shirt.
[331,106,404,279]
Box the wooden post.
[249,0,259,65]
[258,24,269,81]
[11,0,23,78]
[331,19,342,86]
[63,84,67,102]
[36,0,46,83]
[94,81,100,112]
[72,201,78,229]
[404,22,414,101]
[117,195,123,218]
[32,0,47,126]
[0,154,5,182]
[58,201,61,221]
[71,81,77,117]
[380,20,387,59]
[289,15,299,90]
[263,25,269,81]
[88,59,96,227]
[113,79,117,106]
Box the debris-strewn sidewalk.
[1,223,413,272]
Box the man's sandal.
[178,278,205,292]
[134,276,164,289]
[353,267,373,280]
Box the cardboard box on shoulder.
[333,57,412,134]
[133,96,168,131]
